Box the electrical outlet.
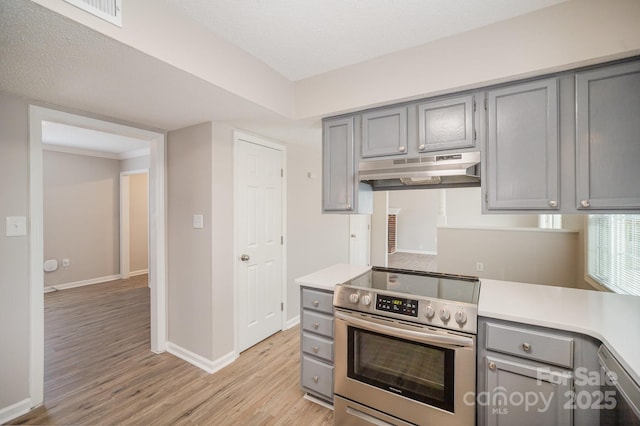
[476,262,484,272]
[62,259,70,268]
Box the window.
[587,215,640,295]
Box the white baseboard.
[45,274,121,291]
[167,342,237,374]
[285,315,300,330]
[394,249,437,256]
[129,269,149,277]
[44,286,56,293]
[0,398,31,425]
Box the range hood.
[359,151,480,190]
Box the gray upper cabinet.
[576,61,640,210]
[322,116,356,212]
[486,78,560,210]
[360,106,408,158]
[418,95,475,153]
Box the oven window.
[347,326,455,412]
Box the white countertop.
[295,264,640,386]
[479,278,640,385]
[295,263,371,291]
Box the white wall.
[43,151,121,286]
[438,227,578,287]
[32,0,294,118]
[385,187,538,254]
[295,0,640,119]
[210,122,236,360]
[446,188,538,228]
[129,172,148,273]
[370,191,388,267]
[120,155,150,172]
[389,189,441,254]
[286,144,350,320]
[167,122,214,360]
[0,92,30,416]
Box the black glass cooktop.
[347,267,480,305]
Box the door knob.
[240,254,250,262]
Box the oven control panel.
[376,295,418,317]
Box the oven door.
[335,309,476,426]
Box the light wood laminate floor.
[9,275,333,425]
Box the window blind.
[588,215,640,295]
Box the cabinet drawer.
[302,310,334,338]
[302,355,334,400]
[302,332,334,363]
[485,322,574,368]
[301,288,334,314]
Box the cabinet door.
[486,78,559,210]
[360,106,408,157]
[418,94,475,153]
[484,355,572,426]
[323,117,356,212]
[576,61,640,210]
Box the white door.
[236,137,284,352]
[349,214,371,266]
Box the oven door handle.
[335,310,474,348]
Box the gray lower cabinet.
[417,94,476,153]
[360,105,408,158]
[485,78,560,210]
[576,60,640,210]
[478,318,602,426]
[300,286,335,403]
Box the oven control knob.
[455,309,467,325]
[425,305,435,319]
[439,307,451,321]
[349,293,359,304]
[361,294,372,306]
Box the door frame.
[233,131,287,353]
[120,169,149,280]
[28,106,167,407]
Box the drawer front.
[302,288,334,314]
[302,310,334,338]
[302,332,334,363]
[485,322,574,368]
[302,355,334,400]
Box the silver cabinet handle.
[313,300,319,307]
[522,342,531,352]
[581,200,590,208]
[313,322,319,329]
[346,204,352,210]
[549,200,558,208]
[313,375,319,383]
[488,361,496,371]
[398,146,406,152]
[313,346,319,353]
[240,254,250,261]
[418,144,426,151]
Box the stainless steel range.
[333,266,480,426]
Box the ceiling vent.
[64,0,122,27]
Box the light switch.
[193,214,204,229]
[6,216,27,237]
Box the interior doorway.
[120,170,150,281]
[28,106,166,407]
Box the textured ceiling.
[166,0,566,81]
[0,0,283,131]
[0,0,567,150]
